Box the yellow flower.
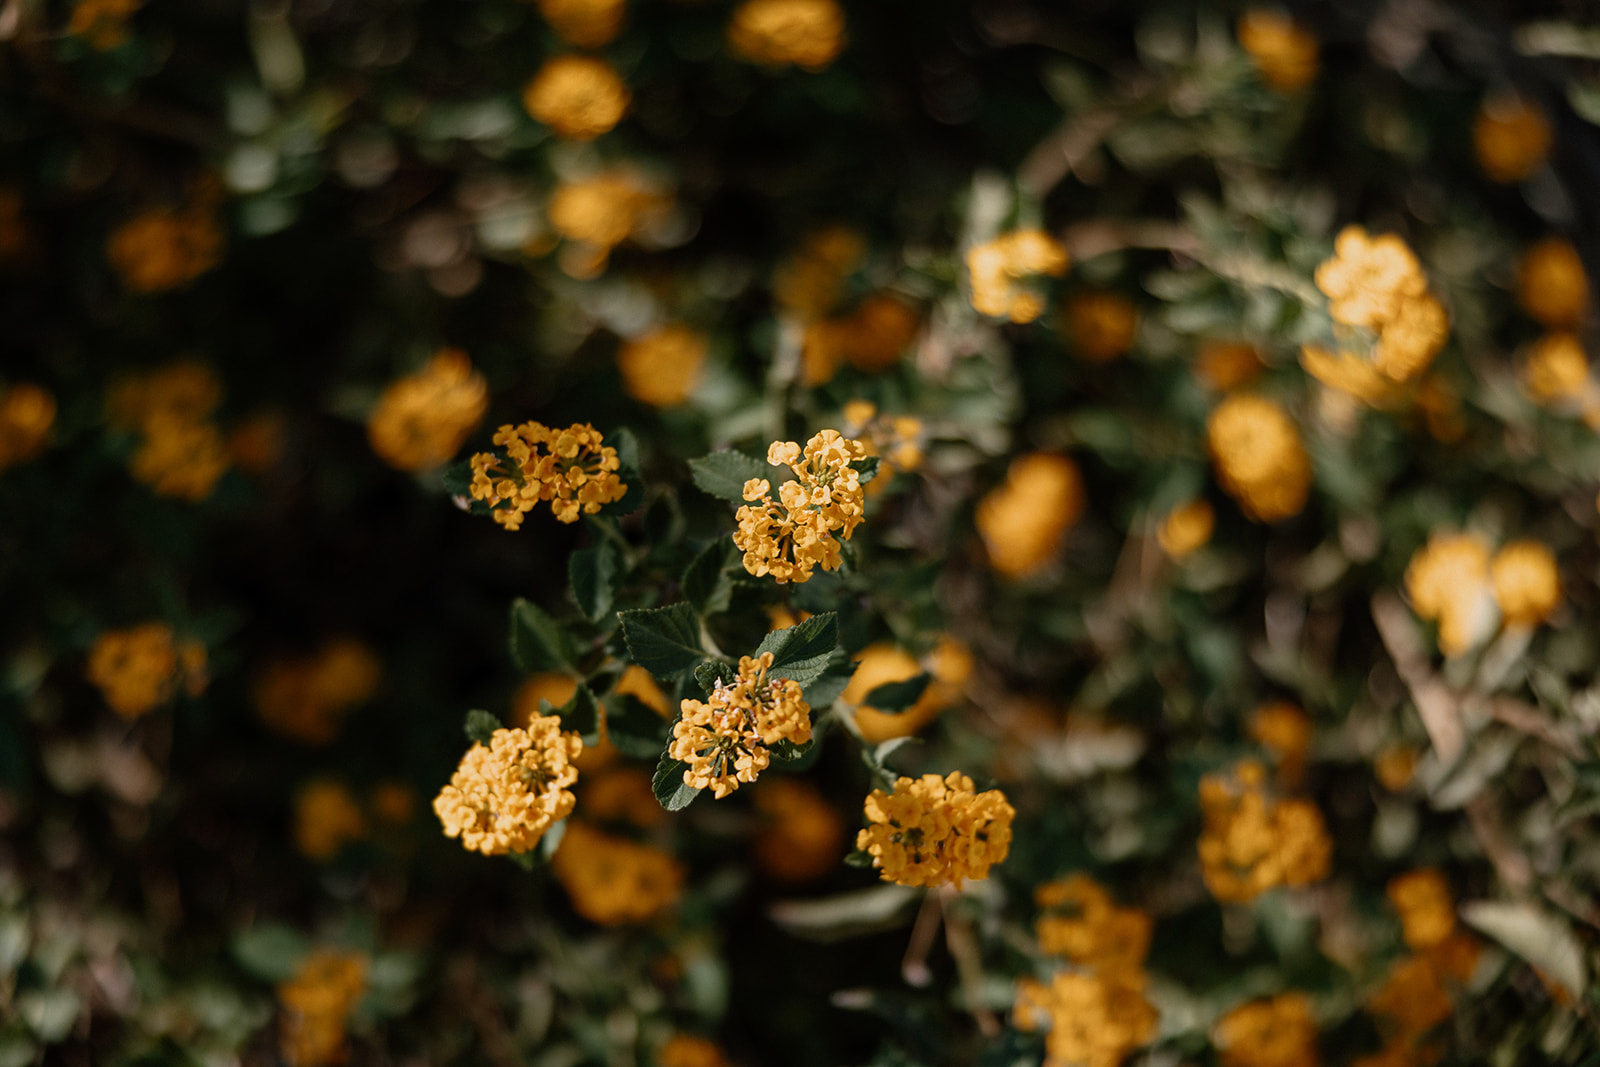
[1490,539,1559,628]
[0,383,56,470]
[468,421,627,528]
[369,781,416,825]
[1197,761,1330,903]
[523,55,630,140]
[843,639,969,744]
[1065,290,1138,362]
[1367,955,1452,1038]
[1522,332,1589,405]
[86,622,207,719]
[1237,10,1318,93]
[550,820,684,924]
[1213,993,1318,1067]
[669,652,811,798]
[1034,874,1153,974]
[293,779,368,861]
[68,0,140,48]
[733,429,867,583]
[613,664,671,716]
[512,672,579,727]
[1206,395,1311,523]
[1248,701,1312,788]
[840,403,926,494]
[277,950,367,1067]
[1371,293,1448,382]
[1196,341,1264,392]
[367,348,488,472]
[106,205,223,293]
[658,1034,733,1067]
[753,777,845,882]
[856,771,1014,889]
[1387,869,1455,951]
[579,766,663,828]
[801,293,920,384]
[1014,969,1158,1067]
[254,639,383,745]
[432,716,583,855]
[535,0,625,47]
[1517,237,1589,329]
[774,225,864,320]
[546,170,670,278]
[976,452,1084,578]
[1156,499,1214,559]
[617,324,707,407]
[966,229,1069,324]
[1474,94,1550,184]
[726,0,846,71]
[128,410,231,500]
[1314,226,1428,331]
[1299,345,1398,407]
[1404,533,1495,657]
[1374,745,1417,792]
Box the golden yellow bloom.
[856,771,1014,889]
[753,777,845,882]
[293,779,368,862]
[1207,395,1310,523]
[367,348,488,472]
[1372,294,1448,382]
[658,1034,732,1067]
[1034,875,1153,974]
[255,639,383,745]
[1368,955,1451,1038]
[106,206,223,293]
[1237,10,1318,93]
[277,950,366,1067]
[801,293,920,384]
[0,383,55,470]
[469,421,627,528]
[1314,226,1428,330]
[1518,237,1589,329]
[1157,499,1214,559]
[726,0,846,71]
[1522,332,1589,405]
[1196,341,1264,392]
[977,452,1084,578]
[512,672,580,727]
[669,652,811,798]
[1065,290,1138,362]
[128,410,230,500]
[87,622,207,719]
[1197,761,1330,903]
[734,429,867,583]
[1474,94,1550,184]
[1214,993,1318,1067]
[523,55,630,140]
[1387,870,1455,951]
[1014,969,1158,1067]
[550,820,684,924]
[617,324,707,407]
[547,170,670,278]
[1249,702,1312,788]
[68,0,139,48]
[844,638,969,744]
[1490,540,1559,627]
[432,716,582,855]
[1299,346,1398,407]
[1374,745,1417,792]
[614,664,671,716]
[967,229,1069,324]
[580,766,663,828]
[1404,533,1495,657]
[535,0,624,47]
[774,225,864,320]
[841,403,926,494]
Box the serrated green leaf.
[607,693,670,758]
[694,660,736,695]
[463,709,500,745]
[851,455,881,485]
[682,540,735,616]
[619,603,705,681]
[558,685,602,745]
[509,598,575,673]
[569,542,620,624]
[653,751,702,811]
[802,655,854,709]
[689,450,771,502]
[754,613,838,688]
[232,924,311,983]
[861,673,931,714]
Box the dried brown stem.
[938,887,1001,1037]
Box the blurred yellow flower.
[801,293,920,384]
[547,170,670,278]
[1314,226,1428,332]
[278,950,367,1067]
[1404,533,1495,657]
[1034,874,1153,974]
[1237,10,1318,93]
[1196,341,1264,392]
[1522,332,1589,406]
[1014,968,1158,1067]
[367,348,488,473]
[293,779,368,861]
[580,766,663,828]
[1197,760,1330,903]
[523,55,630,140]
[87,622,207,719]
[432,716,582,855]
[255,638,383,745]
[1156,499,1214,559]
[844,639,968,744]
[551,820,684,924]
[966,229,1069,324]
[1387,869,1455,951]
[727,0,846,71]
[1248,701,1312,788]
[976,452,1084,577]
[1474,94,1550,184]
[107,204,223,293]
[617,324,707,407]
[613,664,671,716]
[1065,290,1138,362]
[535,0,625,47]
[775,225,863,320]
[1490,539,1559,628]
[1207,395,1310,523]
[658,1034,732,1067]
[856,771,1013,889]
[1517,237,1589,329]
[513,672,580,727]
[753,777,845,882]
[0,383,56,470]
[1214,993,1318,1067]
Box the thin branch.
[939,887,1000,1037]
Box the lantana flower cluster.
[733,429,867,583]
[105,181,224,293]
[550,820,685,925]
[253,638,383,746]
[469,421,627,528]
[277,950,368,1067]
[965,228,1070,324]
[726,0,846,71]
[855,771,1014,889]
[1405,532,1560,657]
[1206,394,1311,523]
[366,348,488,472]
[86,621,208,719]
[432,716,583,855]
[668,652,812,798]
[106,360,231,501]
[1196,759,1331,903]
[976,452,1084,578]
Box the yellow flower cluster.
[843,636,972,743]
[367,348,488,472]
[1521,332,1589,407]
[432,716,583,855]
[536,0,624,48]
[841,399,925,494]
[1248,701,1311,788]
[277,950,367,1067]
[670,652,812,798]
[801,293,921,384]
[580,766,663,828]
[1195,341,1264,392]
[726,0,846,71]
[523,55,630,140]
[293,779,368,862]
[547,170,671,278]
[107,360,231,501]
[1405,532,1559,656]
[1207,394,1310,523]
[1513,239,1597,424]
[1213,993,1318,1067]
[967,229,1069,324]
[1518,237,1589,329]
[733,429,867,583]
[0,382,55,471]
[1156,499,1214,559]
[468,421,628,528]
[1065,290,1139,363]
[856,771,1014,889]
[1034,875,1152,973]
[1307,227,1448,394]
[1474,94,1550,184]
[752,777,845,882]
[658,1033,732,1067]
[1237,10,1319,93]
[86,622,207,719]
[1197,760,1330,903]
[68,0,139,49]
[254,638,382,745]
[550,820,684,924]
[617,323,707,407]
[775,225,863,320]
[977,452,1084,577]
[106,198,223,293]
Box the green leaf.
[507,849,539,871]
[689,450,771,503]
[596,428,646,517]
[754,612,838,688]
[232,924,311,982]
[463,709,500,745]
[1461,900,1588,1000]
[619,603,705,681]
[611,426,642,472]
[694,660,736,695]
[607,693,670,759]
[861,673,931,714]
[843,849,875,869]
[653,751,702,811]
[682,540,735,617]
[509,598,575,673]
[440,460,493,514]
[569,542,620,624]
[851,455,881,485]
[802,655,854,709]
[771,738,812,761]
[558,685,602,745]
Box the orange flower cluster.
[1195,341,1264,392]
[1513,237,1596,425]
[547,169,672,278]
[775,225,863,320]
[1034,875,1153,975]
[1156,499,1214,559]
[254,638,382,746]
[432,716,583,855]
[1206,395,1310,523]
[752,777,845,882]
[550,820,684,924]
[293,779,368,862]
[1405,532,1559,656]
[106,360,231,501]
[856,771,1014,889]
[1248,702,1312,788]
[1474,94,1550,184]
[977,452,1084,578]
[1237,11,1318,92]
[733,429,867,583]
[841,400,925,493]
[0,382,55,471]
[366,348,488,472]
[1197,760,1330,903]
[842,637,972,743]
[726,0,846,71]
[617,323,707,407]
[669,652,812,798]
[468,421,628,528]
[67,0,139,48]
[1518,237,1589,330]
[658,1034,733,1067]
[277,950,367,1067]
[535,0,624,47]
[801,293,921,384]
[580,766,663,829]
[523,55,630,140]
[1065,290,1139,362]
[966,229,1069,324]
[1214,993,1319,1067]
[106,195,223,293]
[86,622,207,719]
